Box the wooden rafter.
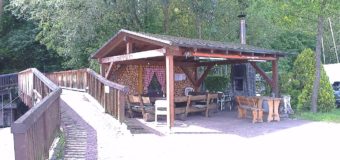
[180,66,196,86]
[105,62,114,79]
[193,52,276,61]
[100,48,166,63]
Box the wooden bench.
[236,96,263,123]
[126,95,155,121]
[185,93,218,118]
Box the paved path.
[61,99,95,159]
[60,89,340,160]
[0,128,14,160]
[60,90,131,160]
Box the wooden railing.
[11,68,62,160]
[0,73,18,89]
[46,68,128,123]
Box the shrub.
[204,75,229,92]
[287,48,335,112]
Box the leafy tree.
[0,0,62,74]
[287,48,335,112]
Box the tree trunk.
[311,15,324,113]
[195,17,202,39]
[0,0,3,17]
[161,0,170,33]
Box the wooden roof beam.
[100,48,166,64]
[250,62,273,87]
[192,52,277,61]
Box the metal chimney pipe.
[238,14,246,45]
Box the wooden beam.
[192,52,276,61]
[105,62,114,79]
[180,66,196,87]
[100,62,105,77]
[195,60,248,67]
[101,48,166,63]
[195,65,213,89]
[250,62,273,87]
[272,59,279,97]
[166,54,175,128]
[164,47,183,56]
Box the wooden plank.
[250,62,273,87]
[166,54,175,128]
[101,48,166,64]
[193,52,276,61]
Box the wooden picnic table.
[255,96,281,122]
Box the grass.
[297,108,340,123]
[53,131,65,160]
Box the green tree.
[288,48,335,112]
[0,0,62,73]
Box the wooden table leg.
[258,110,263,122]
[257,99,263,122]
[252,110,258,123]
[267,100,274,122]
[273,99,280,121]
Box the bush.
[286,48,336,112]
[204,75,228,92]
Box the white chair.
[155,100,169,125]
[184,87,194,96]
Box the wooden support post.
[166,54,174,128]
[105,62,114,79]
[272,59,279,97]
[195,65,213,90]
[180,66,196,88]
[100,62,105,77]
[126,41,132,54]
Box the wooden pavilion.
[91,29,286,127]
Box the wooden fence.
[46,68,128,123]
[11,68,62,160]
[0,73,18,90]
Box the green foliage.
[287,48,336,112]
[204,75,229,92]
[0,1,63,74]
